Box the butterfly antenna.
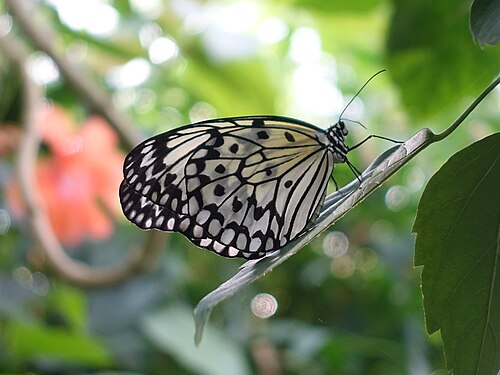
[342,118,367,129]
[338,69,386,121]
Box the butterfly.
[119,72,388,259]
[120,115,359,259]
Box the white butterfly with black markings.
[119,72,390,259]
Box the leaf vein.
[476,220,500,375]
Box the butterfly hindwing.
[120,116,336,259]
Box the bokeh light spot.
[291,58,343,119]
[385,185,410,211]
[331,255,355,279]
[13,266,33,289]
[189,102,217,123]
[107,58,151,88]
[0,14,13,37]
[257,17,288,45]
[27,53,60,85]
[370,220,395,244]
[289,27,322,64]
[164,87,188,108]
[130,0,163,19]
[135,89,157,114]
[160,107,183,128]
[47,0,119,37]
[149,37,179,64]
[31,272,50,296]
[213,2,260,33]
[0,209,11,235]
[139,22,163,48]
[404,167,426,192]
[251,293,278,319]
[353,248,379,273]
[322,231,349,258]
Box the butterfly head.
[326,120,349,162]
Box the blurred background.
[0,0,498,374]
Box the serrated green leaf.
[414,133,500,375]
[470,0,500,46]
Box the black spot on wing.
[252,118,265,127]
[230,143,239,154]
[257,130,269,140]
[215,164,226,173]
[285,131,295,142]
[232,196,243,212]
[214,184,226,197]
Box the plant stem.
[432,75,500,142]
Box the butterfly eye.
[340,121,349,136]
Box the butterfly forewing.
[120,116,339,259]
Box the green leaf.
[387,0,500,119]
[470,0,500,46]
[49,284,86,331]
[142,304,251,375]
[6,321,113,366]
[414,133,500,375]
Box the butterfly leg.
[348,134,403,152]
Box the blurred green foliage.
[0,0,498,374]
[387,0,500,118]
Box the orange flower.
[7,105,125,246]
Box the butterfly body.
[120,116,349,259]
